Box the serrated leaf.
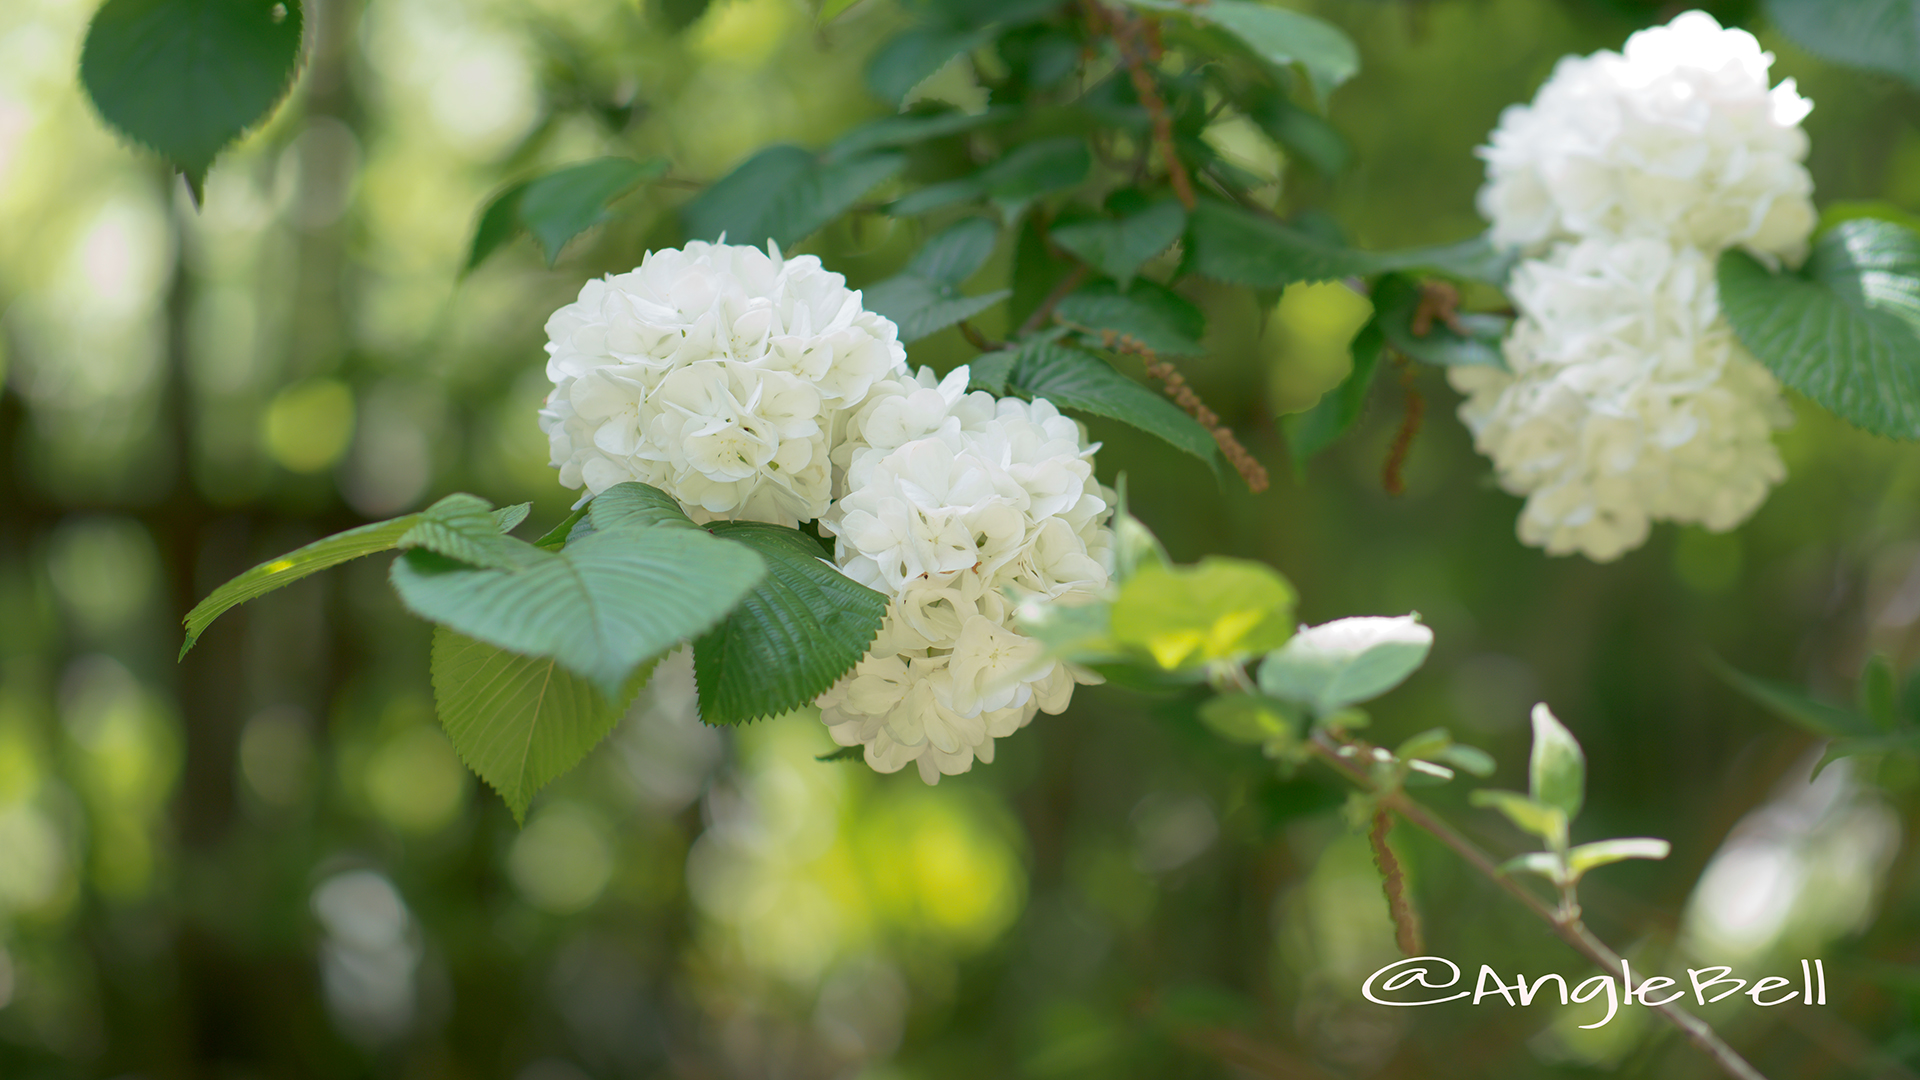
[1049,199,1187,289]
[1055,279,1206,356]
[1719,220,1920,439]
[1110,557,1295,670]
[1527,703,1584,823]
[866,25,995,104]
[399,494,524,569]
[816,744,866,761]
[1372,274,1509,370]
[1121,0,1355,105]
[1186,198,1512,289]
[692,522,888,725]
[1198,693,1298,745]
[683,145,904,250]
[863,218,1010,341]
[825,107,1017,162]
[181,514,415,658]
[430,627,653,823]
[890,137,1090,220]
[468,157,667,269]
[390,526,764,701]
[1764,0,1920,89]
[1285,317,1382,471]
[1470,789,1567,847]
[1709,656,1880,738]
[80,0,305,196]
[586,481,700,533]
[1566,838,1670,879]
[1257,613,1432,715]
[988,339,1219,465]
[1862,654,1900,731]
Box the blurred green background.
[3,0,1919,1076]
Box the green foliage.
[430,628,658,823]
[398,494,531,570]
[1241,86,1347,177]
[1719,219,1920,439]
[970,339,1219,465]
[682,145,904,249]
[868,25,997,104]
[1372,274,1509,369]
[1197,692,1299,747]
[1527,703,1584,822]
[815,744,866,762]
[825,107,1017,161]
[79,0,304,201]
[389,526,764,701]
[1765,0,1920,88]
[1711,656,1882,738]
[1048,198,1187,290]
[1471,789,1567,849]
[180,515,413,658]
[1284,318,1382,471]
[1257,615,1432,717]
[1055,279,1206,356]
[467,157,669,269]
[863,218,1010,342]
[1564,838,1672,879]
[1109,557,1295,670]
[1713,653,1920,776]
[692,523,888,726]
[585,481,705,534]
[1121,0,1356,106]
[890,137,1092,220]
[1184,198,1512,290]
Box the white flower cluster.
[817,366,1115,784]
[540,243,1114,782]
[1455,11,1806,561]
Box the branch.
[1102,5,1196,210]
[1308,731,1773,1080]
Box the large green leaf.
[430,628,654,823]
[980,339,1219,465]
[1284,318,1382,470]
[1109,557,1295,670]
[398,494,528,570]
[79,0,304,200]
[1122,0,1356,105]
[180,515,414,658]
[693,523,888,725]
[863,218,1012,341]
[1372,274,1509,369]
[1764,0,1920,88]
[585,481,700,534]
[1718,220,1920,439]
[889,137,1090,220]
[1049,199,1187,289]
[1185,198,1512,288]
[867,25,994,104]
[682,146,904,249]
[390,526,764,701]
[1054,279,1206,356]
[467,157,668,270]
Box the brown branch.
[1410,279,1468,338]
[1017,263,1091,338]
[1107,7,1196,209]
[1369,809,1424,956]
[1308,732,1773,1080]
[1382,356,1424,496]
[956,319,1004,353]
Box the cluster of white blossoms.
[1454,11,1809,561]
[818,366,1115,784]
[541,243,1114,783]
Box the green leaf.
[1049,199,1187,289]
[692,523,888,725]
[1815,729,1920,778]
[867,25,995,104]
[1862,654,1900,731]
[467,157,668,270]
[586,481,700,533]
[659,0,714,31]
[1186,198,1512,289]
[825,106,1017,162]
[180,514,415,658]
[1764,0,1920,88]
[889,137,1091,220]
[1055,279,1206,356]
[1394,727,1453,763]
[1110,557,1295,670]
[1498,850,1567,883]
[863,218,1010,342]
[1527,703,1584,823]
[390,526,764,701]
[1257,614,1432,715]
[1243,87,1347,177]
[816,744,866,762]
[1198,693,1298,746]
[1566,838,1670,880]
[80,0,305,199]
[399,494,524,570]
[1709,656,1880,738]
[1470,789,1567,848]
[1719,220,1920,439]
[1285,318,1382,471]
[1436,743,1496,778]
[1010,594,1128,667]
[1122,0,1357,105]
[534,503,592,550]
[988,340,1219,465]
[682,145,904,250]
[430,627,652,824]
[1372,274,1509,370]
[492,503,532,535]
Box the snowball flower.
[815,364,1116,783]
[1450,239,1792,561]
[539,241,908,527]
[1478,10,1815,259]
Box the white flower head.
[539,241,909,526]
[1450,238,1791,561]
[1478,10,1815,259]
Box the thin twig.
[1382,356,1423,496]
[1308,732,1772,1080]
[1369,809,1424,956]
[956,319,1004,353]
[1107,6,1196,209]
[1017,264,1091,338]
